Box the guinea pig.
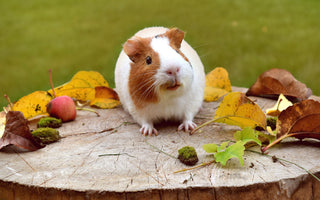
[115,27,205,136]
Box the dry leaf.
[12,91,53,119]
[204,67,232,102]
[277,99,320,139]
[266,94,293,116]
[246,68,312,102]
[90,86,120,109]
[214,92,266,129]
[0,111,44,151]
[50,71,110,102]
[262,99,320,152]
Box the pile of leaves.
[199,67,319,166]
[0,70,120,151]
[8,71,120,119]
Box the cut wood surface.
[1,87,320,200]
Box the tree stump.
[0,87,320,200]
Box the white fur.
[115,27,205,135]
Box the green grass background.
[1,0,320,108]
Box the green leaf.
[258,127,277,144]
[218,141,230,152]
[233,127,262,146]
[202,143,218,153]
[214,141,245,166]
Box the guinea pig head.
[153,28,193,96]
[123,28,191,109]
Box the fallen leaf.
[12,91,53,119]
[202,143,218,153]
[214,141,245,166]
[217,141,230,152]
[214,92,266,129]
[202,141,245,166]
[277,99,320,139]
[266,94,293,116]
[204,67,232,102]
[50,71,110,102]
[90,86,120,109]
[246,68,312,102]
[262,99,320,152]
[234,127,262,146]
[0,111,44,151]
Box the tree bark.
[0,87,319,200]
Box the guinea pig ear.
[123,37,144,63]
[165,28,185,49]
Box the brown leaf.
[246,68,312,102]
[277,99,320,139]
[262,99,320,152]
[0,111,44,151]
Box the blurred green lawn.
[1,0,320,108]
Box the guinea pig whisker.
[130,77,156,97]
[136,79,160,105]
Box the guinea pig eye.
[146,56,152,65]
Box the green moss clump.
[178,146,198,166]
[37,117,62,128]
[267,117,277,130]
[32,128,61,144]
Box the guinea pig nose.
[166,67,180,76]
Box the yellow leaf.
[12,91,52,119]
[214,92,266,129]
[204,67,232,102]
[266,94,293,116]
[50,71,109,102]
[204,87,229,102]
[90,86,120,109]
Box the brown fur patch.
[160,28,190,63]
[125,37,161,109]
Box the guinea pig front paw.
[178,120,197,132]
[140,124,159,136]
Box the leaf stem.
[191,115,265,135]
[4,94,13,108]
[191,118,219,134]
[48,69,56,98]
[261,131,319,153]
[261,134,288,153]
[76,107,100,117]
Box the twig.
[13,148,35,172]
[144,137,177,159]
[246,149,320,182]
[173,160,215,174]
[98,153,136,158]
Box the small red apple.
[46,69,77,122]
[47,96,76,122]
